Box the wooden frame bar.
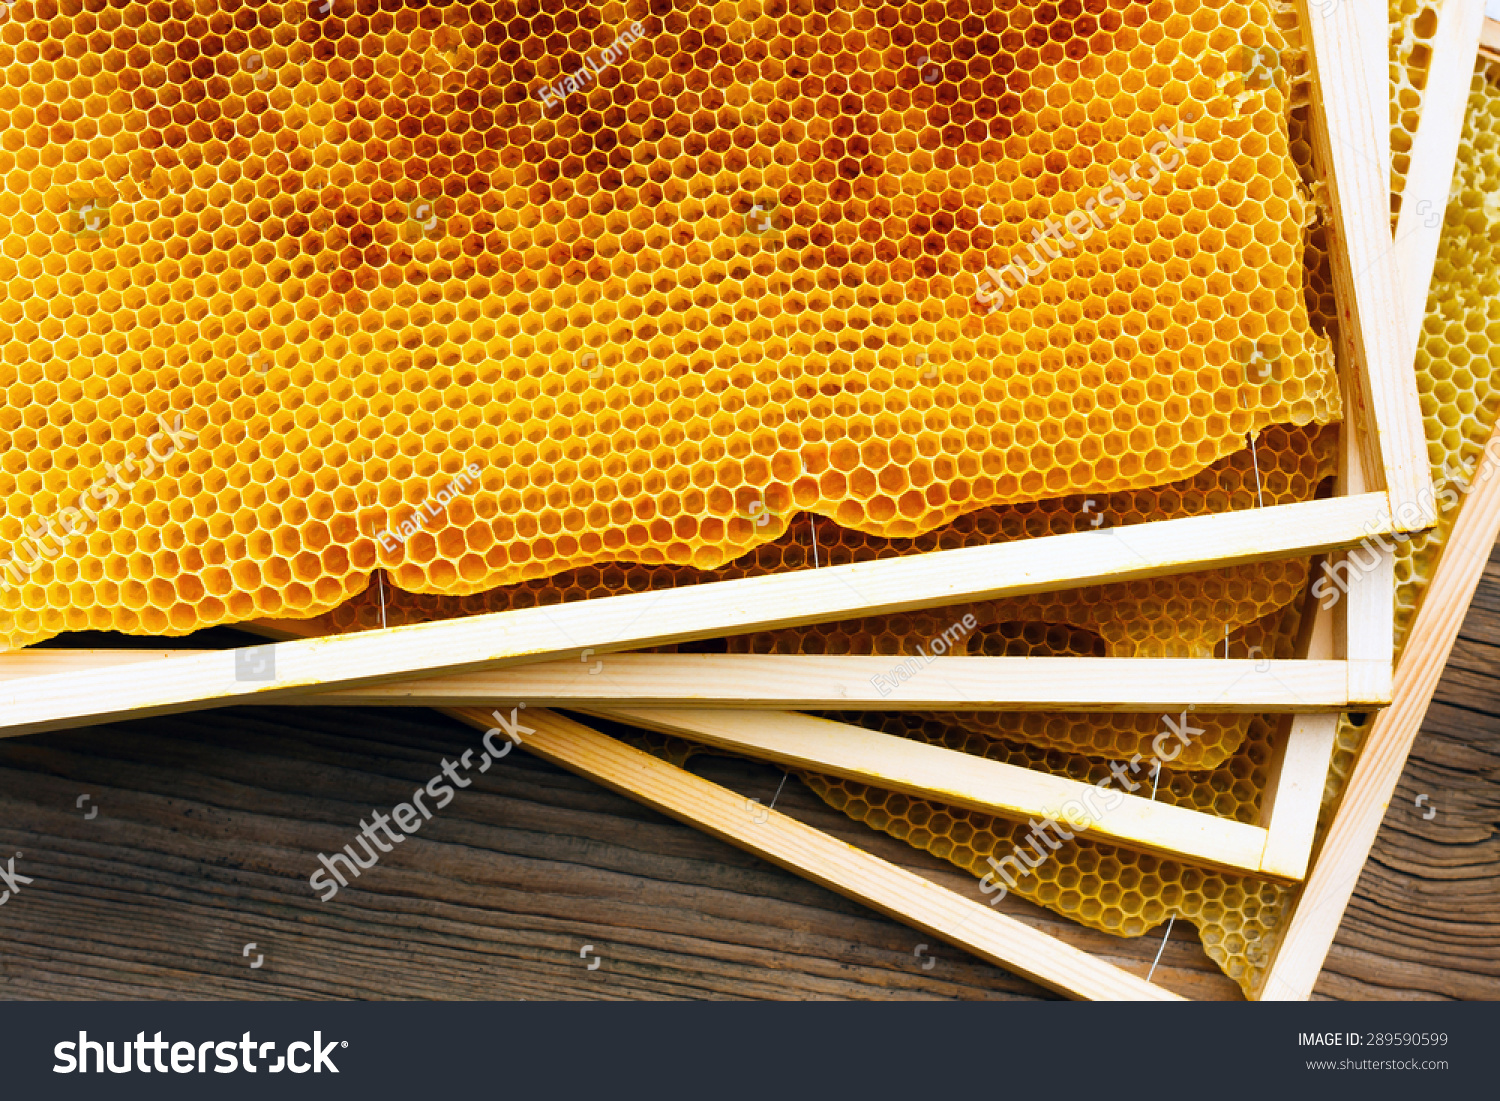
[576,707,1295,880]
[293,656,1355,711]
[1340,545,1396,705]
[1256,13,1497,996]
[0,493,1394,738]
[1394,2,1489,363]
[1302,0,1433,527]
[447,705,1182,1001]
[1310,0,1414,715]
[1255,712,1340,882]
[1335,362,1396,706]
[0,649,1357,712]
[1255,589,1342,883]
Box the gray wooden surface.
[0,553,1496,1001]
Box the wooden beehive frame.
[1259,419,1500,998]
[1257,0,1500,1001]
[436,2,1487,996]
[0,1,1481,999]
[0,5,1417,735]
[0,494,1399,734]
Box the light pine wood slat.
[0,493,1394,738]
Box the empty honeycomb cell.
[0,0,1339,647]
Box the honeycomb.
[1286,106,1337,341]
[798,713,1296,973]
[0,0,1342,650]
[1390,0,1442,220]
[256,24,1498,998]
[277,421,1336,661]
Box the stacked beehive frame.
[1,0,1494,999]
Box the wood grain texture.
[0,573,1495,1002]
[0,650,1359,713]
[1308,548,1500,1000]
[0,704,1231,1001]
[0,492,1398,739]
[1,560,1495,1002]
[450,708,1179,1000]
[1302,0,1434,524]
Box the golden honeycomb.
[0,0,1341,649]
[278,421,1336,663]
[1390,0,1442,219]
[1286,105,1337,339]
[800,712,1295,971]
[258,22,1498,998]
